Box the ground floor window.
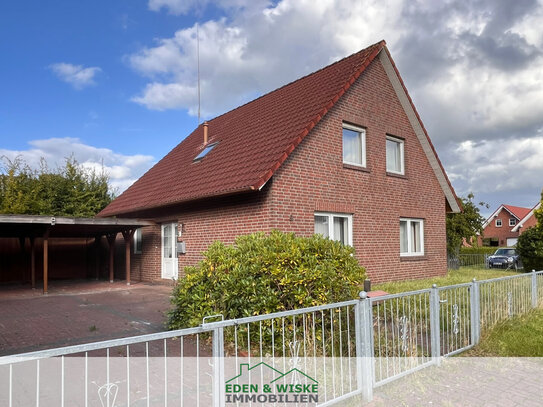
[133,228,142,254]
[400,218,424,256]
[314,212,352,245]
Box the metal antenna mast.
[197,21,201,125]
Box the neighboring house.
[511,202,541,235]
[479,204,532,247]
[98,40,460,283]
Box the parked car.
[487,248,522,270]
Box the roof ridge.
[207,40,386,125]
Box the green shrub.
[459,247,497,255]
[168,230,366,330]
[516,226,543,272]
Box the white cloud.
[444,135,543,207]
[134,0,543,209]
[0,138,154,194]
[49,63,102,90]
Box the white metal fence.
[1,270,542,406]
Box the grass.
[463,307,543,356]
[373,267,520,294]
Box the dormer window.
[193,142,218,162]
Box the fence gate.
[438,284,473,356]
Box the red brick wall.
[266,57,447,283]
[481,209,521,246]
[120,57,449,283]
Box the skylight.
[193,143,218,161]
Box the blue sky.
[1,0,542,217]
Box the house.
[479,204,532,247]
[511,202,541,236]
[98,40,461,283]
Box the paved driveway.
[0,281,173,356]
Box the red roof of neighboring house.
[99,40,458,217]
[503,205,531,220]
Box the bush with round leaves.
[168,230,366,330]
[516,226,543,272]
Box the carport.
[0,215,155,294]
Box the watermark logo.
[225,362,319,404]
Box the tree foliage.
[168,230,366,330]
[0,156,113,217]
[446,193,488,254]
[517,189,543,272]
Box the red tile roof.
[503,204,531,220]
[99,41,385,217]
[99,40,459,217]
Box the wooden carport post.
[43,229,50,295]
[106,233,117,283]
[30,237,36,289]
[122,229,135,286]
[95,236,101,280]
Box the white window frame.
[509,218,516,227]
[400,218,424,257]
[342,123,366,168]
[495,219,502,227]
[133,228,142,254]
[314,212,353,246]
[386,136,405,175]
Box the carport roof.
[0,214,155,238]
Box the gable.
[99,41,459,217]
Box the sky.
[1,0,542,217]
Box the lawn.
[373,267,520,294]
[463,307,543,356]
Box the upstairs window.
[343,124,366,167]
[400,218,424,256]
[495,219,502,227]
[314,212,352,246]
[386,136,404,174]
[194,142,218,161]
[509,218,516,227]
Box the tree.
[0,156,114,217]
[446,193,487,254]
[517,189,543,272]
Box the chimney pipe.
[203,121,209,145]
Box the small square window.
[495,219,502,227]
[133,228,142,254]
[400,218,424,256]
[509,218,516,227]
[343,124,366,167]
[386,136,404,174]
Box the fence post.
[429,284,441,365]
[355,291,373,402]
[212,327,225,407]
[470,279,481,346]
[532,270,538,309]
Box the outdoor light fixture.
[50,217,56,225]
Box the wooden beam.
[30,237,35,289]
[43,230,50,295]
[95,236,101,280]
[122,229,135,286]
[106,233,117,283]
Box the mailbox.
[176,241,186,255]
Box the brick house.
[511,202,541,236]
[98,41,460,283]
[479,204,532,247]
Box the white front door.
[161,223,178,279]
